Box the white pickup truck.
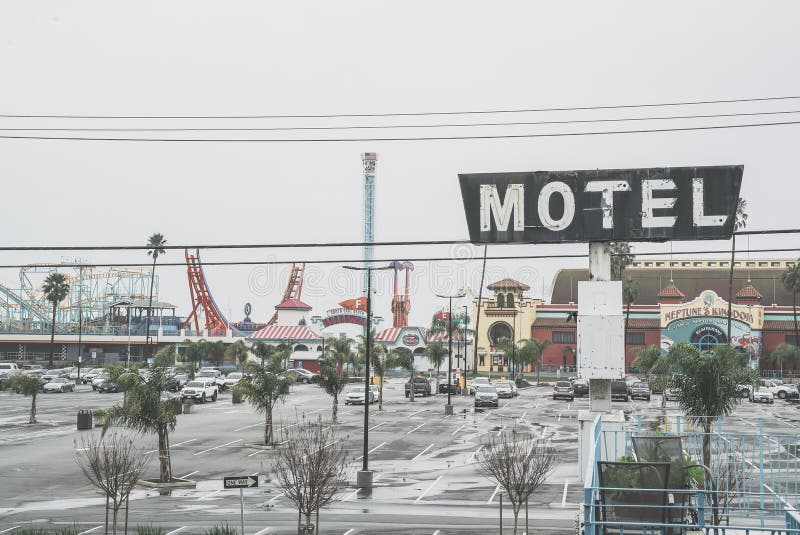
[181,380,218,403]
[764,379,800,401]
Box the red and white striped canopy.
[248,324,322,341]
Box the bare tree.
[478,433,557,535]
[272,420,349,534]
[75,432,151,535]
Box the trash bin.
[77,409,93,430]
[232,391,243,404]
[171,397,183,414]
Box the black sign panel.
[459,166,743,244]
[224,476,258,489]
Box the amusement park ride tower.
[362,153,376,294]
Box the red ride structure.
[181,249,231,336]
[266,263,306,326]
[391,261,413,328]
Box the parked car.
[43,377,75,393]
[41,370,63,383]
[764,380,799,401]
[280,368,319,384]
[474,384,499,408]
[98,380,120,393]
[630,382,652,401]
[553,381,574,401]
[624,376,640,394]
[664,387,680,401]
[572,379,589,397]
[611,380,629,402]
[344,386,375,405]
[82,368,104,384]
[438,381,461,394]
[405,376,432,397]
[224,372,244,389]
[369,384,381,402]
[181,380,218,403]
[468,377,492,395]
[495,382,514,399]
[196,369,227,391]
[92,373,109,391]
[749,386,774,404]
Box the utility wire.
[0,228,797,252]
[1,95,799,120]
[1,120,798,142]
[0,246,798,270]
[2,109,799,132]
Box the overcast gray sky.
[1,1,798,327]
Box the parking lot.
[2,378,799,534]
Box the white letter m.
[479,184,524,232]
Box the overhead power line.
[2,109,799,132]
[0,228,797,252]
[1,120,798,142]
[1,95,799,120]
[0,246,798,270]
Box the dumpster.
[77,409,93,430]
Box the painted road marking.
[343,530,354,535]
[562,479,569,507]
[165,527,188,535]
[535,401,541,409]
[193,439,242,456]
[268,492,284,503]
[341,474,383,502]
[452,424,465,436]
[179,471,199,479]
[146,438,197,455]
[567,403,571,411]
[469,445,484,463]
[433,531,441,535]
[518,411,527,422]
[198,490,221,501]
[0,527,20,534]
[412,444,434,461]
[253,528,271,535]
[234,422,262,432]
[78,527,103,535]
[496,425,506,437]
[487,483,501,504]
[356,441,387,461]
[369,421,386,431]
[406,422,427,435]
[415,475,442,503]
[409,409,426,417]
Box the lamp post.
[462,305,468,395]
[344,264,392,489]
[436,291,465,415]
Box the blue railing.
[583,414,800,534]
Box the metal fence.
[583,414,800,534]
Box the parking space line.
[487,483,501,504]
[198,490,221,501]
[432,531,440,535]
[412,444,434,461]
[0,526,20,534]
[253,528,271,535]
[146,438,197,455]
[343,529,354,535]
[180,470,199,479]
[414,475,442,503]
[356,441,387,461]
[469,445,484,463]
[234,423,262,431]
[452,424,465,436]
[78,527,103,535]
[165,527,188,535]
[193,439,242,456]
[409,409,426,417]
[496,425,506,437]
[406,422,426,435]
[562,479,570,507]
[518,411,527,423]
[535,401,541,409]
[369,421,386,431]
[268,492,284,503]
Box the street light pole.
[462,305,468,395]
[437,291,465,415]
[344,264,391,489]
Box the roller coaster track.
[266,263,305,326]
[0,281,51,322]
[181,249,235,336]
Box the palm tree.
[495,337,518,376]
[182,339,203,378]
[622,277,638,348]
[727,198,748,341]
[770,343,800,377]
[424,341,447,393]
[320,336,353,422]
[6,374,44,423]
[610,242,633,281]
[669,343,756,524]
[252,341,278,367]
[106,360,178,483]
[237,357,291,445]
[226,340,251,371]
[529,338,552,384]
[208,340,227,368]
[42,272,70,368]
[782,260,800,349]
[515,339,539,374]
[391,347,415,402]
[145,233,167,360]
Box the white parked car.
[224,372,244,388]
[764,380,799,400]
[181,380,218,403]
[196,370,227,390]
[344,387,375,405]
[82,368,104,384]
[43,377,76,393]
[468,377,492,395]
[92,373,110,390]
[41,370,63,383]
[474,384,499,408]
[749,387,774,404]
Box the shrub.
[136,525,166,535]
[203,524,238,535]
[92,408,108,419]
